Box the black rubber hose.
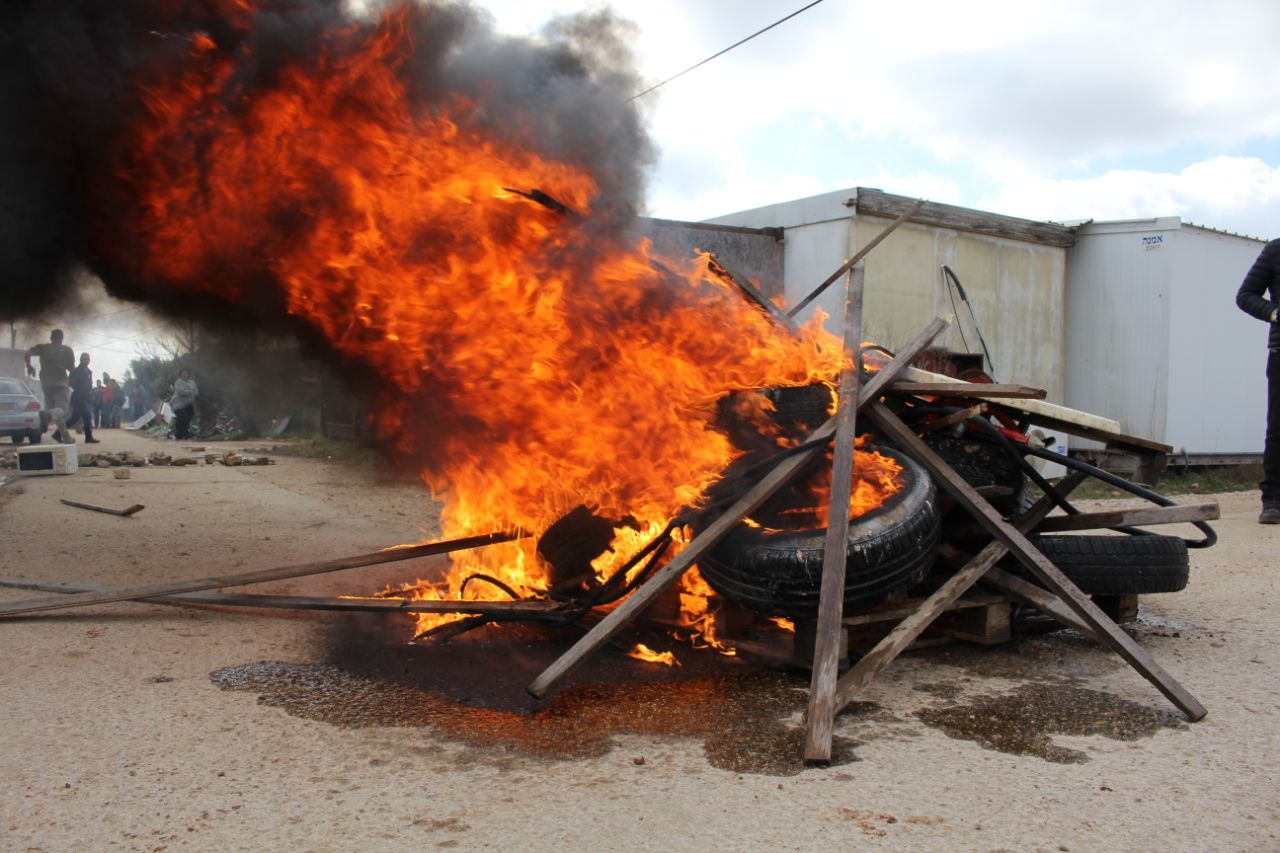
[901,402,1082,518]
[459,573,522,600]
[1017,444,1217,548]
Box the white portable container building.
[1065,218,1269,460]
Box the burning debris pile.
[2,1,854,634]
[1,0,1220,764]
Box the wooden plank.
[786,198,925,319]
[0,576,564,616]
[978,566,1097,638]
[948,501,1220,538]
[60,499,145,517]
[1021,412,1173,455]
[525,315,953,700]
[841,592,1006,627]
[887,382,1046,400]
[1029,502,1218,533]
[830,468,1067,711]
[930,599,1011,645]
[918,403,987,434]
[804,263,865,764]
[864,402,1206,721]
[0,531,523,619]
[852,188,1077,248]
[897,366,1124,434]
[705,254,799,334]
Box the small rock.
[113,468,131,480]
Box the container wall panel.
[1165,228,1268,453]
[1065,221,1175,443]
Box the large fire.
[95,2,903,647]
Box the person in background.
[23,328,75,415]
[92,379,104,427]
[1236,237,1280,524]
[170,368,198,440]
[64,351,99,444]
[100,372,116,428]
[107,375,123,427]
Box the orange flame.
[626,643,679,667]
[99,3,903,644]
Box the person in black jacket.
[1236,238,1280,523]
[64,352,99,444]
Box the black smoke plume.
[0,0,653,322]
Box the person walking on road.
[170,368,198,440]
[65,352,99,444]
[23,329,75,415]
[1236,237,1280,524]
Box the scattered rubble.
[0,447,273,470]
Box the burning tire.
[922,429,1027,515]
[697,447,940,617]
[1009,534,1190,594]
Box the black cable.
[627,0,828,102]
[458,573,522,601]
[941,266,997,378]
[942,269,972,353]
[1016,444,1217,548]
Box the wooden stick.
[526,315,953,699]
[1028,502,1218,533]
[978,567,1098,639]
[948,501,1220,538]
[917,403,987,435]
[830,466,1069,712]
[887,382,1046,400]
[786,198,926,319]
[706,254,800,334]
[60,499,145,517]
[804,263,865,764]
[0,530,523,619]
[0,576,564,616]
[863,402,1206,720]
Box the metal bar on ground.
[786,199,926,319]
[0,576,565,616]
[804,262,865,764]
[863,402,1207,721]
[526,315,953,700]
[0,531,524,619]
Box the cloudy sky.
[488,0,1280,236]
[13,0,1278,381]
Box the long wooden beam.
[887,382,1046,400]
[804,263,865,764]
[0,576,564,616]
[525,315,953,699]
[0,531,523,619]
[863,402,1206,720]
[948,501,1220,538]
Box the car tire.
[1007,534,1190,595]
[697,447,941,617]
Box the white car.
[0,376,44,444]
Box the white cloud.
[980,156,1280,237]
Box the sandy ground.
[1,428,1277,852]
